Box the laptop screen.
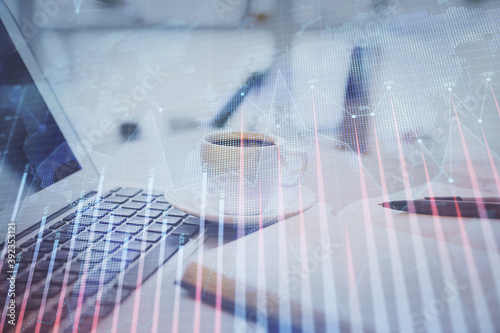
[0,19,81,211]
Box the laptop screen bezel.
[0,1,100,241]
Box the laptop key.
[183,217,201,226]
[111,250,140,263]
[71,282,100,300]
[63,213,77,222]
[126,216,153,226]
[147,224,173,234]
[167,234,189,246]
[99,215,126,226]
[109,233,132,244]
[156,199,170,204]
[103,260,129,273]
[115,188,142,197]
[52,248,77,261]
[69,260,95,274]
[109,187,121,192]
[18,249,44,262]
[135,233,162,243]
[94,202,119,211]
[140,190,164,197]
[76,231,104,243]
[156,216,182,226]
[12,271,27,282]
[137,209,163,219]
[34,260,63,274]
[175,235,189,246]
[105,196,129,204]
[13,279,30,293]
[122,202,146,210]
[166,208,188,218]
[60,224,86,235]
[112,208,137,218]
[77,252,106,264]
[62,240,89,252]
[35,241,57,253]
[71,216,96,227]
[147,202,171,211]
[132,197,155,204]
[15,261,31,273]
[43,232,72,244]
[91,242,120,254]
[172,225,199,238]
[20,239,36,248]
[91,224,115,234]
[100,191,113,199]
[49,220,66,230]
[115,224,143,235]
[86,269,118,284]
[81,203,95,212]
[83,210,108,219]
[33,229,52,240]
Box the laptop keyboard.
[0,187,203,331]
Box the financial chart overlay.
[1,0,500,332]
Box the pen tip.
[378,203,383,206]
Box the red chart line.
[490,83,500,118]
[389,93,442,331]
[371,114,411,332]
[311,93,338,332]
[450,93,500,331]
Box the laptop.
[0,3,206,331]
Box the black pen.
[379,199,500,219]
[210,70,269,128]
[423,196,500,203]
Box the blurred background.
[3,0,500,200]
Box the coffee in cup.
[200,132,308,216]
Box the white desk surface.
[27,27,500,332]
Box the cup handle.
[281,150,308,187]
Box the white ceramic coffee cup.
[200,132,308,216]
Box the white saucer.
[164,185,317,226]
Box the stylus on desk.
[210,70,269,128]
[379,198,500,219]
